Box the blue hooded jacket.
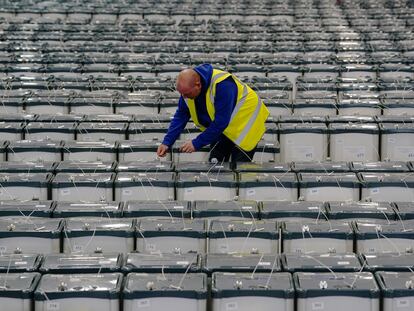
[162,64,238,150]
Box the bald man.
[157,64,269,163]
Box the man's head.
[176,69,202,100]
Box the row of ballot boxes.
[0,171,412,202]
[0,268,412,311]
[0,160,412,173]
[0,215,413,254]
[0,119,413,162]
[2,86,414,113]
[0,200,413,220]
[0,139,280,163]
[2,96,414,115]
[0,114,412,124]
[4,251,414,274]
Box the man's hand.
[180,140,196,153]
[156,144,169,157]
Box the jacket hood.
[193,63,213,95]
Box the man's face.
[176,79,201,100]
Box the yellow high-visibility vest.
[184,69,269,151]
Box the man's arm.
[158,97,190,156]
[191,77,237,150]
[162,97,190,147]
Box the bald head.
[176,69,202,99]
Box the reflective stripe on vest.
[235,96,263,145]
[229,83,248,120]
[184,69,269,151]
[208,71,229,107]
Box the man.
[156,63,269,162]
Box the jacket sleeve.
[162,97,190,147]
[192,77,237,150]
